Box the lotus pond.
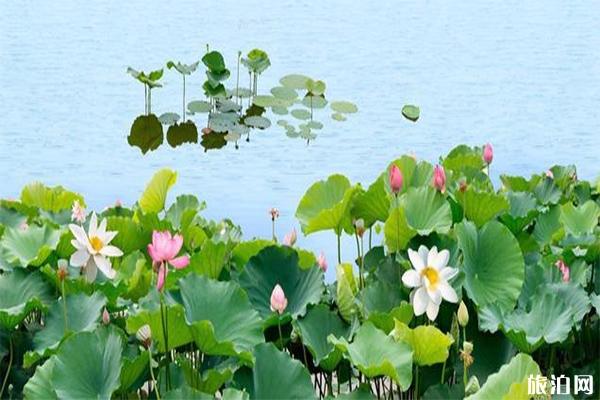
[0,144,598,399]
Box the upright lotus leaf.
[167,60,200,75]
[457,187,509,228]
[336,263,358,322]
[188,239,229,279]
[384,206,416,253]
[127,114,164,154]
[532,205,561,245]
[106,216,148,254]
[466,353,540,400]
[0,269,53,329]
[178,356,239,395]
[533,177,562,205]
[118,349,149,394]
[0,224,61,267]
[500,175,536,192]
[401,186,452,234]
[0,205,28,230]
[202,51,226,72]
[30,292,107,361]
[139,168,177,214]
[443,145,486,173]
[363,282,413,333]
[52,327,123,400]
[20,182,85,213]
[166,194,206,229]
[295,174,357,235]
[231,239,274,270]
[384,156,433,195]
[591,294,600,313]
[500,191,538,233]
[456,220,524,311]
[295,304,351,371]
[24,358,57,398]
[237,246,324,326]
[222,388,250,400]
[390,320,453,366]
[179,274,263,363]
[164,385,213,399]
[329,322,413,390]
[560,200,600,236]
[241,49,271,74]
[351,175,390,227]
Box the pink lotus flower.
[555,260,570,282]
[389,165,403,194]
[71,200,86,224]
[270,284,288,314]
[102,308,110,325]
[317,252,328,272]
[483,143,493,165]
[432,165,446,193]
[545,170,554,179]
[148,231,190,291]
[283,228,297,247]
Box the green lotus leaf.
[466,353,540,400]
[0,269,53,329]
[331,112,346,121]
[390,320,453,366]
[23,357,57,399]
[291,109,311,120]
[591,293,600,313]
[52,327,123,399]
[280,74,311,89]
[217,99,241,113]
[271,86,297,101]
[295,174,357,235]
[367,304,413,334]
[188,239,229,279]
[167,121,199,147]
[231,239,274,270]
[0,224,61,267]
[158,112,180,125]
[351,175,390,227]
[362,281,404,315]
[385,156,434,195]
[20,182,85,213]
[533,177,562,205]
[167,60,199,75]
[0,205,28,230]
[500,175,536,192]
[222,388,250,400]
[457,187,509,228]
[29,292,107,362]
[306,120,323,129]
[384,206,416,253]
[118,348,149,394]
[127,114,164,154]
[244,116,271,129]
[251,343,315,399]
[251,95,279,108]
[272,106,288,115]
[443,145,486,174]
[202,51,226,72]
[105,216,148,254]
[401,186,452,235]
[302,94,328,109]
[401,105,420,122]
[295,304,351,371]
[164,385,213,399]
[329,322,413,389]
[165,194,206,230]
[188,100,212,114]
[203,80,227,98]
[456,220,524,311]
[179,274,263,363]
[532,205,561,245]
[241,49,271,74]
[139,168,177,214]
[500,191,538,233]
[336,263,358,322]
[178,355,239,395]
[306,79,326,96]
[331,101,358,114]
[560,200,600,236]
[237,246,324,325]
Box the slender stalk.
[148,352,161,400]
[368,227,372,250]
[0,335,12,398]
[271,220,276,241]
[277,318,284,350]
[148,88,152,115]
[182,75,186,122]
[144,84,148,115]
[440,359,447,384]
[236,51,241,106]
[415,366,419,399]
[61,280,69,332]
[337,233,342,264]
[395,194,400,253]
[159,293,171,390]
[355,233,363,289]
[326,372,333,397]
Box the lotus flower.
[283,228,297,246]
[389,165,403,194]
[317,251,328,272]
[147,231,190,291]
[69,213,123,281]
[555,260,570,282]
[402,245,458,321]
[136,324,152,348]
[270,284,288,314]
[545,170,554,179]
[102,308,110,325]
[433,165,446,193]
[269,207,280,220]
[71,200,86,224]
[483,143,493,165]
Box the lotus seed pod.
[463,341,474,355]
[458,301,469,327]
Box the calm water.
[1,1,599,279]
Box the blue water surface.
[1,1,599,280]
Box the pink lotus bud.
[102,308,110,325]
[483,143,493,165]
[115,199,123,208]
[282,228,297,247]
[545,170,554,179]
[71,200,86,224]
[19,222,29,231]
[269,208,280,220]
[555,260,570,282]
[389,165,403,194]
[432,165,446,193]
[270,284,288,314]
[201,127,213,135]
[317,252,328,272]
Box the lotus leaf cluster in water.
[0,144,598,399]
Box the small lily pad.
[271,86,298,101]
[158,112,181,125]
[331,101,358,114]
[272,106,288,115]
[280,74,311,89]
[291,109,311,120]
[217,99,241,113]
[306,121,323,130]
[302,95,328,109]
[401,105,420,122]
[331,113,347,121]
[187,101,212,114]
[245,116,271,129]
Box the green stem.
[548,346,556,375]
[61,280,68,332]
[368,227,372,250]
[337,233,342,264]
[0,335,12,398]
[272,220,276,241]
[148,352,161,400]
[144,84,148,115]
[277,318,284,350]
[415,366,419,399]
[395,194,400,253]
[355,233,363,289]
[440,359,447,384]
[182,74,186,122]
[159,294,171,390]
[326,372,333,396]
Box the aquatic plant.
[0,144,598,399]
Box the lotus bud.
[115,199,123,208]
[269,207,280,221]
[545,170,554,179]
[270,284,288,314]
[458,301,469,327]
[317,251,328,272]
[282,228,297,247]
[71,200,86,224]
[465,376,480,396]
[483,143,493,165]
[389,165,403,194]
[354,218,365,238]
[19,222,29,231]
[102,308,110,325]
[57,259,68,281]
[432,165,447,193]
[555,260,570,282]
[136,324,152,348]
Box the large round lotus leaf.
[329,322,413,390]
[295,174,357,235]
[20,182,85,213]
[52,327,123,400]
[222,388,250,400]
[128,114,164,154]
[167,121,198,147]
[401,105,420,122]
[442,145,486,173]
[118,348,149,394]
[164,385,213,399]
[179,273,263,363]
[244,116,271,129]
[202,51,226,72]
[217,99,241,113]
[336,263,358,322]
[351,175,390,227]
[186,239,229,280]
[295,304,351,371]
[231,239,274,269]
[106,216,148,254]
[23,357,57,399]
[237,246,324,325]
[30,292,107,361]
[384,156,434,195]
[251,95,278,108]
[306,79,326,95]
[280,74,311,90]
[331,112,347,121]
[0,269,53,329]
[271,86,297,101]
[384,206,416,253]
[291,109,311,120]
[456,187,510,228]
[187,100,212,114]
[532,205,561,244]
[400,186,452,235]
[201,132,227,151]
[560,200,600,236]
[139,168,177,214]
[466,353,540,400]
[390,321,453,366]
[0,205,28,230]
[500,191,538,233]
[533,177,562,205]
[456,220,524,311]
[330,101,358,114]
[165,194,205,229]
[0,224,61,267]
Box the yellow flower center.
[421,267,439,288]
[89,236,103,252]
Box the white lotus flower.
[402,245,458,321]
[69,212,123,281]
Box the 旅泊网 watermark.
[528,374,594,396]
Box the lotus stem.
[144,84,148,115]
[368,227,372,250]
[182,74,186,122]
[277,318,284,350]
[336,233,342,264]
[0,335,12,398]
[148,352,161,400]
[61,280,68,332]
[236,51,241,106]
[415,366,419,399]
[272,220,276,242]
[440,359,447,384]
[159,293,171,390]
